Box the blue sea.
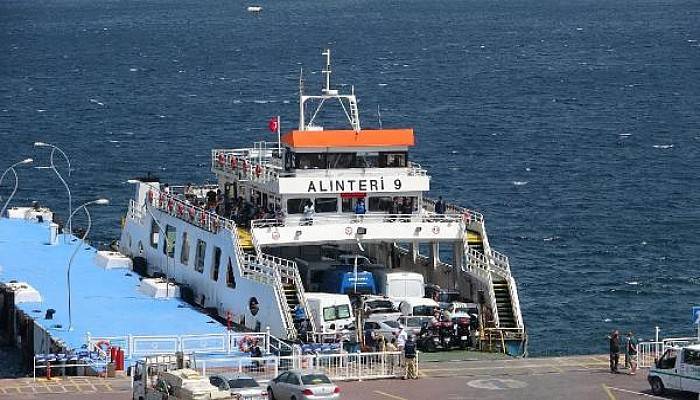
[1,0,699,356]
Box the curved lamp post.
[34,142,72,236]
[65,198,109,331]
[0,158,34,218]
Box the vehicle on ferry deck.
[118,49,526,356]
[399,297,439,317]
[305,292,355,334]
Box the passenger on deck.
[389,197,400,222]
[354,198,366,221]
[185,183,195,201]
[435,196,445,215]
[302,200,314,225]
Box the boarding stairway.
[230,226,317,340]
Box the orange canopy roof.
[281,129,415,149]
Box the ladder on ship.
[492,279,516,329]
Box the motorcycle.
[416,320,454,352]
[452,316,471,349]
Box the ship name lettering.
[306,177,402,193]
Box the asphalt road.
[0,355,697,400]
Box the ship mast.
[298,49,361,132]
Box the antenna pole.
[322,49,331,93]
[299,67,305,131]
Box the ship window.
[163,225,176,258]
[380,152,407,168]
[226,258,236,289]
[150,220,159,248]
[327,153,355,169]
[295,153,326,169]
[355,152,379,168]
[368,196,393,212]
[315,197,337,213]
[211,246,221,282]
[180,232,190,265]
[195,239,207,273]
[287,198,312,214]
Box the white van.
[399,297,439,317]
[305,292,355,334]
[648,344,700,396]
[375,271,425,300]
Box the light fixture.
[356,227,367,235]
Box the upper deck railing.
[423,197,484,225]
[211,148,428,184]
[250,211,466,229]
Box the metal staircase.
[238,233,318,340]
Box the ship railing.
[211,149,428,181]
[86,331,273,360]
[423,197,484,226]
[491,249,511,274]
[251,212,465,229]
[192,351,406,382]
[146,187,234,234]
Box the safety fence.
[638,337,698,368]
[195,351,406,382]
[87,331,271,360]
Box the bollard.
[117,348,125,371]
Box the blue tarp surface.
[0,218,226,351]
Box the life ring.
[238,335,257,353]
[255,164,262,177]
[230,157,237,169]
[344,226,353,236]
[217,153,225,166]
[94,340,111,354]
[177,203,184,216]
[432,225,440,234]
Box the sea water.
[1,0,699,355]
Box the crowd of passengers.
[162,183,433,228]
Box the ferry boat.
[119,50,526,355]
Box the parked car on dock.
[209,373,267,400]
[267,371,340,400]
[648,344,700,396]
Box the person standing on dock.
[403,335,418,379]
[627,331,638,375]
[609,330,621,373]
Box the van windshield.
[323,304,351,321]
[413,305,435,316]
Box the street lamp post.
[0,158,34,218]
[65,198,109,331]
[34,142,72,236]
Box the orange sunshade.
[281,129,415,149]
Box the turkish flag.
[268,117,278,133]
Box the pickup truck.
[648,344,700,396]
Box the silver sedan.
[267,371,340,400]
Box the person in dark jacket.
[609,330,620,373]
[403,335,418,379]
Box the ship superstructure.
[120,50,526,355]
